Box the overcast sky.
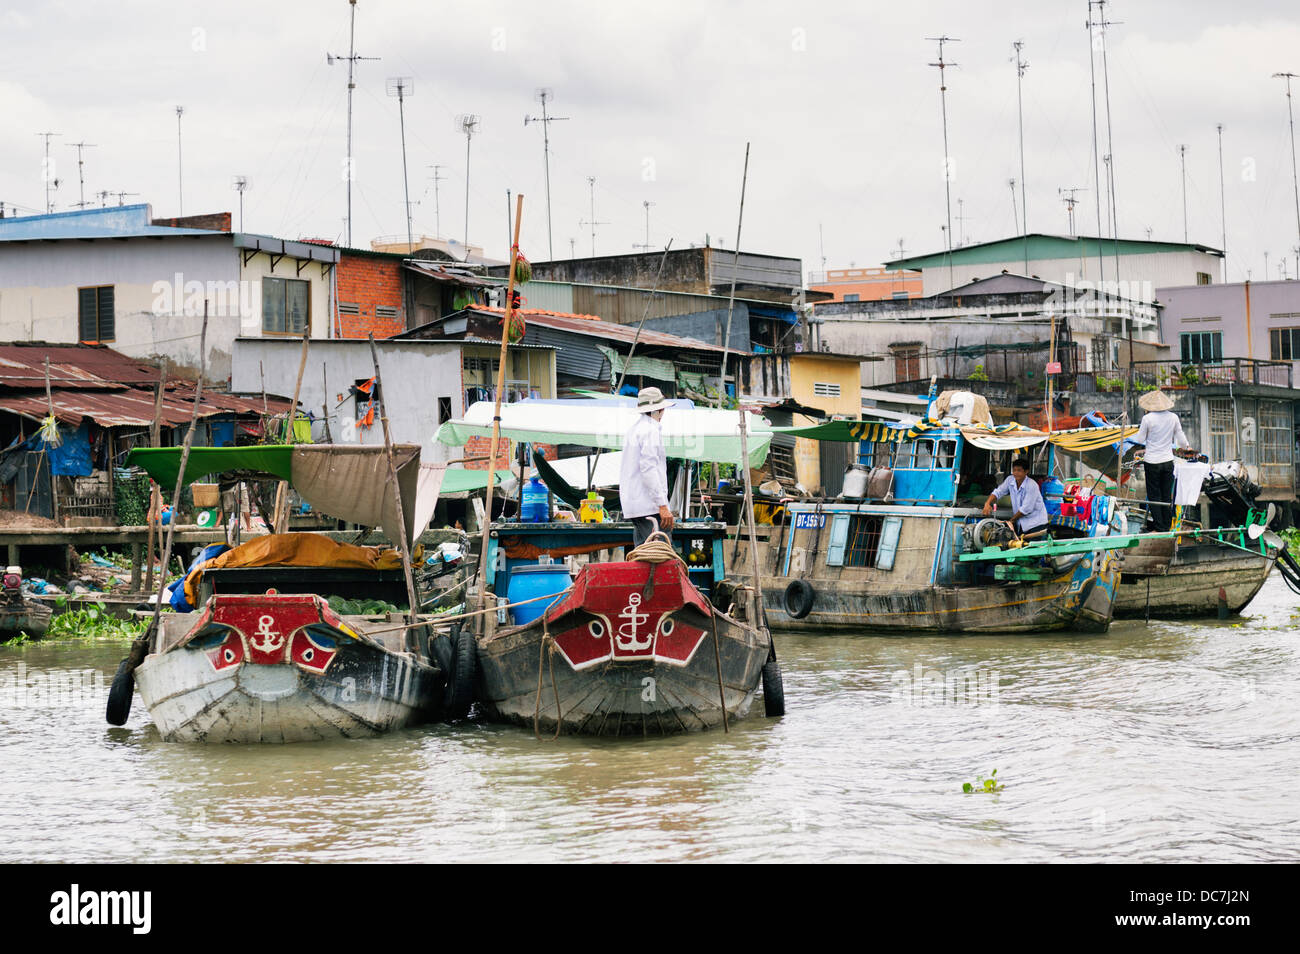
[4,0,1300,284]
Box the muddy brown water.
[1,577,1297,862]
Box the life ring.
[782,579,815,620]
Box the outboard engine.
[967,517,1017,551]
[2,565,22,607]
[1203,461,1264,529]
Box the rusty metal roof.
[0,386,290,428]
[0,342,166,389]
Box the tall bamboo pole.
[475,194,525,611]
[367,334,420,625]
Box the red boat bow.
[544,561,714,671]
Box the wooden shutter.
[825,513,850,566]
[876,516,903,570]
[78,287,97,341]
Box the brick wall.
[336,253,405,338]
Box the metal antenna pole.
[387,77,415,252]
[36,132,61,213]
[1085,3,1106,290]
[927,36,960,298]
[579,176,608,256]
[633,200,656,251]
[69,141,96,208]
[1097,0,1123,284]
[1273,72,1300,277]
[328,0,380,247]
[1217,123,1228,281]
[232,176,251,232]
[1178,144,1189,242]
[176,106,184,215]
[525,88,569,260]
[1013,40,1029,269]
[456,115,480,251]
[427,163,445,238]
[718,142,750,408]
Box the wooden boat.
[1114,532,1280,619]
[759,421,1130,635]
[112,444,472,742]
[470,520,780,736]
[134,587,443,742]
[0,565,52,639]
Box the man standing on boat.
[621,386,676,545]
[982,457,1049,537]
[1133,391,1194,532]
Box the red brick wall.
[461,438,558,472]
[336,253,405,338]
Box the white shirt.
[1134,410,1190,464]
[619,413,668,519]
[993,474,1049,532]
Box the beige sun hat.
[1138,390,1176,412]
[635,386,674,414]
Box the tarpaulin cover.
[182,532,404,608]
[435,399,772,467]
[126,444,427,544]
[33,421,93,476]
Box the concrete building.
[813,273,1165,397]
[885,234,1223,301]
[230,335,555,466]
[0,205,338,381]
[492,247,808,305]
[1157,279,1300,381]
[807,266,922,302]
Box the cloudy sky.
[3,0,1300,283]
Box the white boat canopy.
[435,399,772,467]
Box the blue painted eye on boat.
[193,628,232,650]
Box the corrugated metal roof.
[0,342,168,389]
[0,386,288,428]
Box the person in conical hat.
[619,387,675,545]
[1133,390,1194,531]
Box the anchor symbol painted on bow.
[249,614,286,654]
[615,592,652,651]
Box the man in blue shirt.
[981,457,1049,536]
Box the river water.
[2,576,1297,863]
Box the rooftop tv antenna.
[927,35,960,297]
[232,176,251,231]
[1059,187,1086,235]
[1216,123,1228,280]
[579,176,608,256]
[426,163,446,238]
[456,114,480,251]
[387,77,415,253]
[68,141,96,209]
[175,106,185,215]
[36,132,61,212]
[328,0,380,247]
[1272,72,1300,273]
[633,200,656,251]
[524,88,569,259]
[1178,144,1189,242]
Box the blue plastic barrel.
[521,476,550,522]
[1042,476,1065,516]
[508,564,571,626]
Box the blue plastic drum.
[507,564,572,626]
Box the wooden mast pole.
[144,359,167,594]
[475,193,525,611]
[367,333,420,625]
[273,333,311,532]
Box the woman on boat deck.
[620,387,676,546]
[982,457,1049,536]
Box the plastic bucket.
[508,564,572,626]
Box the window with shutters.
[1269,327,1300,361]
[891,345,921,382]
[77,286,115,342]
[1179,331,1222,364]
[262,277,310,335]
[827,514,885,569]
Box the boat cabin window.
[912,440,933,469]
[844,515,883,568]
[935,439,957,469]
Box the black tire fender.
[105,658,135,726]
[761,657,785,717]
[782,579,815,620]
[442,624,477,721]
